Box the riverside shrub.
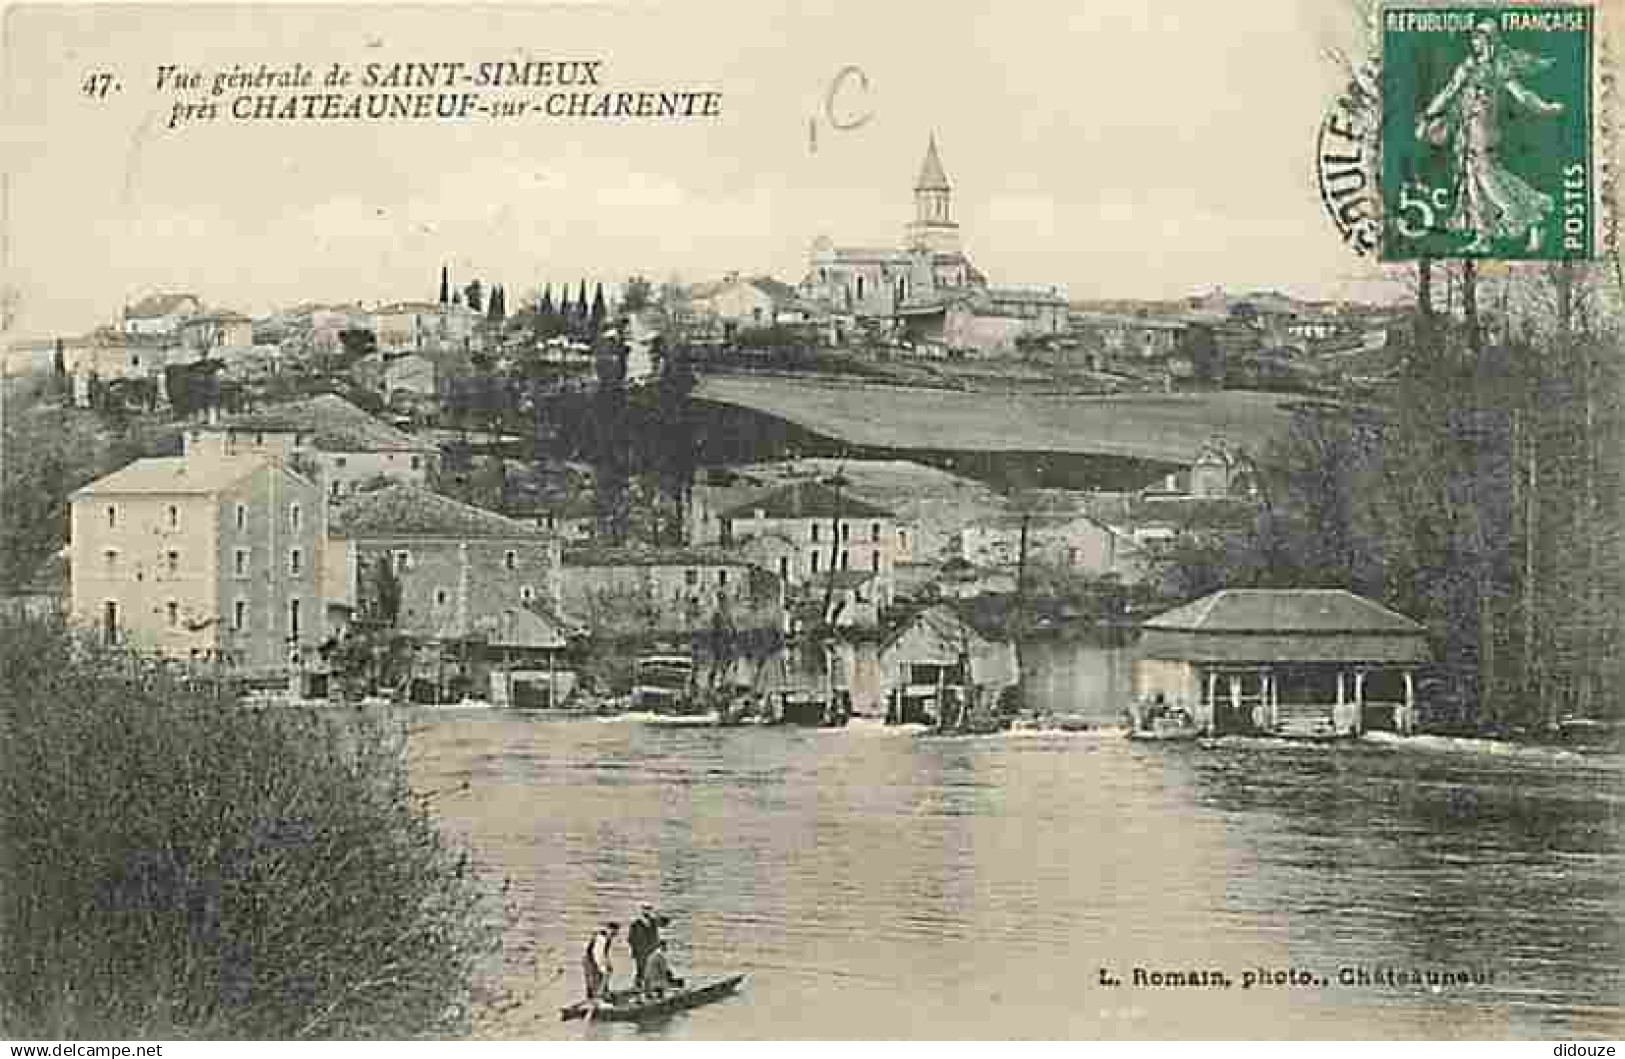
[0,616,499,1039]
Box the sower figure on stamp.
[1415,18,1565,253]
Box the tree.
[589,284,607,336]
[621,275,653,314]
[538,285,555,318]
[487,285,505,324]
[439,264,450,305]
[463,279,484,314]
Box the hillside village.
[5,135,1569,735]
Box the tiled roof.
[374,301,446,315]
[1143,589,1425,635]
[73,456,270,497]
[719,480,894,522]
[331,484,551,540]
[125,292,199,319]
[563,545,754,568]
[216,394,437,453]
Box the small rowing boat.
[560,974,746,1022]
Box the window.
[233,599,247,632]
[167,504,179,530]
[234,548,248,578]
[106,505,117,529]
[289,598,302,640]
[871,550,881,572]
[102,600,118,645]
[289,548,303,576]
[718,569,729,587]
[166,550,179,576]
[104,548,118,572]
[392,550,412,573]
[331,480,341,498]
[840,523,850,543]
[871,522,881,543]
[684,569,698,587]
[898,529,908,550]
[254,432,264,446]
[519,586,535,603]
[335,456,348,468]
[504,550,517,571]
[289,503,302,532]
[810,552,820,574]
[411,455,422,471]
[434,588,449,608]
[840,551,849,571]
[166,600,179,628]
[777,557,789,579]
[811,523,820,543]
[235,503,247,533]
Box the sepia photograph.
[0,0,1621,1044]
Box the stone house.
[122,292,203,337]
[69,455,328,679]
[560,545,784,640]
[959,511,1147,582]
[719,479,900,606]
[328,484,568,703]
[185,394,440,499]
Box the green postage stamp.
[1381,5,1595,260]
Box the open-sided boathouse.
[1133,589,1430,737]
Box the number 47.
[81,72,114,99]
[1395,183,1449,239]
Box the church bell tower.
[904,134,961,254]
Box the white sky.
[2,0,1405,340]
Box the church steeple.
[906,133,960,253]
[916,133,950,192]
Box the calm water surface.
[408,707,1623,1040]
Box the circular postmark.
[1316,70,1383,258]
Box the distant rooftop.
[214,394,437,453]
[331,483,551,541]
[124,292,200,319]
[563,544,757,568]
[719,479,894,522]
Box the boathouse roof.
[1139,589,1429,665]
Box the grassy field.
[696,375,1294,463]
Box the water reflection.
[409,711,1623,1040]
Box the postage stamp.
[1380,5,1595,260]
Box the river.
[406,700,1623,1041]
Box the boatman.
[642,938,684,997]
[583,921,619,1002]
[627,902,667,989]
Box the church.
[799,136,1067,354]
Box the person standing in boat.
[642,938,684,997]
[628,902,667,989]
[583,921,619,1001]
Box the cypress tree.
[589,283,607,334]
[439,265,449,305]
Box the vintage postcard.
[0,0,1621,1045]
